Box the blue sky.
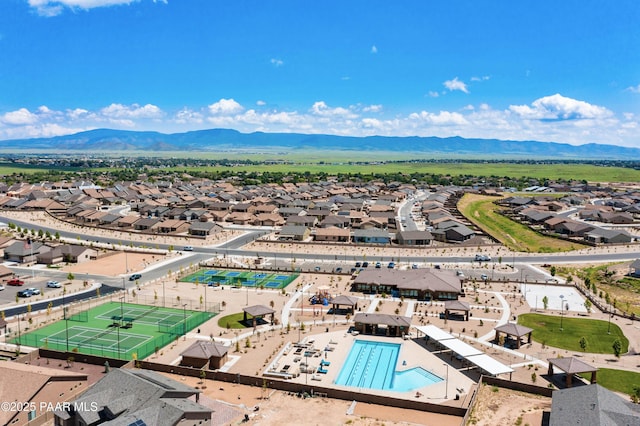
[1,0,639,147]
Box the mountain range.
[4,128,640,159]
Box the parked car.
[129,273,142,281]
[26,287,40,295]
[456,270,465,278]
[0,284,4,291]
[412,264,419,269]
[17,289,33,298]
[334,267,343,273]
[362,261,369,268]
[474,254,492,262]
[480,274,489,281]
[387,262,395,269]
[355,262,361,267]
[46,280,61,288]
[375,262,382,268]
[183,246,194,251]
[7,279,24,286]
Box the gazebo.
[330,295,359,314]
[243,305,275,327]
[548,357,598,387]
[444,300,470,321]
[494,323,533,348]
[353,313,411,337]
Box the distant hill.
[3,128,639,159]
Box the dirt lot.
[467,383,551,426]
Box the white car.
[47,280,61,288]
[26,287,41,295]
[0,284,4,291]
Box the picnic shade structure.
[547,357,598,387]
[243,305,276,327]
[444,300,471,321]
[493,323,533,348]
[330,295,359,314]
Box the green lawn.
[458,194,586,253]
[579,368,640,398]
[518,313,629,354]
[217,312,249,329]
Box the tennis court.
[183,269,299,289]
[13,301,215,360]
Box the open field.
[4,158,640,182]
[517,313,629,354]
[458,193,587,252]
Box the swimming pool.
[335,340,443,391]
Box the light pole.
[559,295,565,331]
[118,296,125,359]
[183,303,188,338]
[607,301,612,334]
[63,287,69,352]
[122,277,126,303]
[443,363,449,399]
[162,280,166,308]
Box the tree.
[579,337,587,352]
[550,266,556,277]
[612,339,622,358]
[55,231,60,241]
[67,272,75,281]
[584,299,592,313]
[542,296,549,310]
[584,277,591,292]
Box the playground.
[13,301,215,360]
[182,269,298,289]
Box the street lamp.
[559,295,565,331]
[122,277,126,303]
[63,288,69,352]
[183,303,188,338]
[443,363,449,399]
[117,296,125,359]
[607,301,612,334]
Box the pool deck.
[266,330,476,404]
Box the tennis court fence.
[15,311,214,360]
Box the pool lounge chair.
[320,360,331,366]
[318,367,328,374]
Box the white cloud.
[371,45,378,54]
[28,0,165,17]
[443,77,469,94]
[626,84,640,94]
[409,110,469,126]
[428,91,439,98]
[1,108,39,125]
[174,108,203,124]
[100,103,163,119]
[256,100,266,106]
[208,98,244,115]
[471,75,490,82]
[509,94,613,120]
[310,101,358,119]
[363,104,383,113]
[270,58,284,67]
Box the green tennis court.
[183,269,299,289]
[13,301,215,360]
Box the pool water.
[335,340,443,391]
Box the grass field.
[14,301,215,360]
[458,193,586,252]
[518,313,629,354]
[579,368,640,398]
[217,312,250,329]
[3,158,640,183]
